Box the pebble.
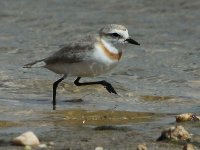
[183,144,196,150]
[12,131,40,146]
[157,125,191,141]
[95,146,103,150]
[24,145,32,150]
[137,143,147,150]
[48,141,55,146]
[176,113,200,122]
[38,144,47,148]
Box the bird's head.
[99,24,140,46]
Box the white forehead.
[112,29,129,39]
[100,24,129,38]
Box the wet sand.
[0,0,200,149]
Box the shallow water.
[0,0,200,149]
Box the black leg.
[53,75,67,110]
[74,77,117,94]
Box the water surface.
[0,0,199,149]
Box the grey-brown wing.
[44,36,95,65]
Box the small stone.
[48,141,55,146]
[137,143,147,150]
[24,145,32,150]
[157,125,191,142]
[12,131,40,146]
[95,146,103,150]
[183,144,195,150]
[176,113,200,122]
[38,144,47,148]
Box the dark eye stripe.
[110,33,121,38]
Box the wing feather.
[45,35,96,65]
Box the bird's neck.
[97,37,122,61]
[101,38,119,53]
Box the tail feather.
[23,59,46,68]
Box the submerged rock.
[94,125,129,131]
[183,144,196,150]
[157,125,191,142]
[12,131,40,146]
[176,113,200,122]
[137,143,147,150]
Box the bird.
[23,24,140,110]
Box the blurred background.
[0,0,199,149]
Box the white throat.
[100,38,119,54]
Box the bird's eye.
[110,33,121,38]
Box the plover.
[24,24,140,110]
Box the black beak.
[125,38,140,45]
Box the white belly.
[46,61,118,77]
